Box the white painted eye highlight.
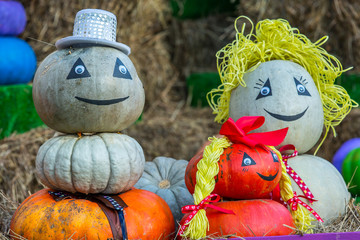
[260,86,270,96]
[243,158,252,166]
[75,65,85,74]
[119,65,127,74]
[297,84,305,93]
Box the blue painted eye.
[119,65,127,74]
[242,152,256,166]
[75,65,85,74]
[256,78,272,100]
[294,77,311,96]
[272,152,279,163]
[113,58,132,80]
[67,58,91,79]
[261,86,270,95]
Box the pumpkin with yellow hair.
[179,16,356,239]
[206,16,354,226]
[179,116,317,239]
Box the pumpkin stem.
[158,180,171,189]
[77,132,82,138]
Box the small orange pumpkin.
[10,188,175,240]
[185,143,281,199]
[179,199,295,238]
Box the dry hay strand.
[313,199,360,233]
[0,127,55,204]
[18,0,178,107]
[0,191,17,239]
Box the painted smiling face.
[33,47,145,133]
[229,60,324,153]
[185,143,281,199]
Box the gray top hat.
[55,9,131,55]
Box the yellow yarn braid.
[182,136,231,239]
[270,147,315,233]
[207,16,358,153]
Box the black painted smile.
[264,106,309,122]
[256,170,279,181]
[75,96,129,105]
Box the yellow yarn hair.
[207,16,358,153]
[181,140,315,239]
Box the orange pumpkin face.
[10,188,175,240]
[185,143,281,199]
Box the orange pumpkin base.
[10,188,175,240]
[180,199,295,238]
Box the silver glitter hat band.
[55,9,130,55]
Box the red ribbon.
[178,194,235,236]
[287,192,324,223]
[279,144,299,159]
[219,117,288,150]
[279,144,316,203]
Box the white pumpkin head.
[134,156,194,224]
[229,60,324,153]
[36,133,145,194]
[209,17,356,155]
[33,46,145,133]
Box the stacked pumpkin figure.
[179,17,357,239]
[10,9,174,240]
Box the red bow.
[178,194,235,236]
[287,192,323,223]
[219,116,288,149]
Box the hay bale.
[169,0,360,84]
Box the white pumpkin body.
[134,156,194,224]
[229,60,324,154]
[287,154,350,224]
[36,133,145,194]
[33,46,145,133]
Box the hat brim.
[55,36,131,55]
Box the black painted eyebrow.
[296,76,308,85]
[254,78,265,89]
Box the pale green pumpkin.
[36,133,145,194]
[134,157,194,224]
[287,154,350,224]
[33,46,145,133]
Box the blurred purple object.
[0,1,27,36]
[333,138,360,173]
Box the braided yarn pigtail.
[181,136,231,239]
